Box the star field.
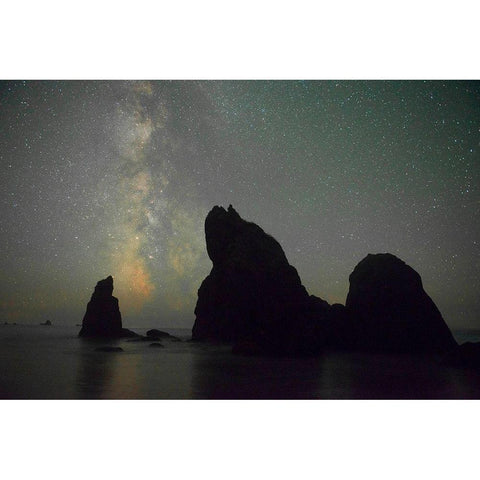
[0,80,479,329]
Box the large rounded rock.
[345,253,457,353]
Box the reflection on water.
[190,343,325,399]
[1,325,480,399]
[318,351,480,399]
[191,346,480,399]
[75,336,193,399]
[76,339,123,399]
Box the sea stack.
[192,205,328,355]
[79,276,136,338]
[345,253,457,353]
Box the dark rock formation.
[95,346,124,352]
[146,329,172,339]
[40,320,52,326]
[79,276,137,338]
[191,206,458,356]
[125,330,180,342]
[345,253,457,353]
[442,342,480,369]
[192,205,328,355]
[149,342,164,348]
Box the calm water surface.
[1,325,479,399]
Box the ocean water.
[1,324,480,399]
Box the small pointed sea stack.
[79,276,136,338]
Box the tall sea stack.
[79,276,136,338]
[192,205,329,355]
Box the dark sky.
[1,80,479,329]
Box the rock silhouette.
[79,276,137,338]
[125,330,180,343]
[40,320,52,326]
[345,253,457,353]
[193,206,458,356]
[146,329,173,339]
[192,205,328,355]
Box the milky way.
[1,80,479,328]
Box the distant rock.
[146,329,181,341]
[125,330,180,342]
[146,329,172,339]
[79,276,138,338]
[40,320,52,326]
[149,342,164,348]
[345,253,457,353]
[192,205,328,355]
[95,346,124,352]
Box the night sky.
[1,80,479,329]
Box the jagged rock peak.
[193,205,328,354]
[205,204,288,268]
[92,275,114,298]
